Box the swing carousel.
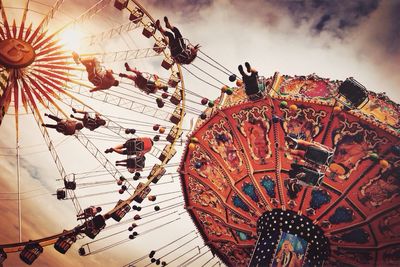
[0,0,399,266]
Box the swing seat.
[171,39,197,65]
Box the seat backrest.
[338,78,369,108]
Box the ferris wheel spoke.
[24,77,67,117]
[19,82,28,113]
[36,0,65,33]
[68,84,173,122]
[79,47,163,63]
[12,82,19,138]
[23,22,32,41]
[35,46,67,58]
[0,25,5,40]
[16,0,29,39]
[82,20,141,47]
[18,3,53,43]
[26,101,83,214]
[35,55,71,63]
[30,29,49,47]
[30,72,71,98]
[42,99,136,211]
[38,81,143,144]
[33,63,81,71]
[33,68,74,84]
[73,131,135,193]
[26,20,47,44]
[33,31,60,49]
[55,0,112,34]
[22,78,48,108]
[0,77,12,125]
[11,19,17,38]
[0,0,11,38]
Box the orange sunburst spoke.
[35,59,74,66]
[33,64,81,71]
[35,46,66,57]
[28,76,64,100]
[39,39,60,52]
[18,21,25,40]
[13,81,19,136]
[24,23,32,41]
[31,72,69,94]
[35,55,71,63]
[26,77,65,115]
[27,75,60,100]
[13,81,19,114]
[19,82,28,113]
[12,19,17,38]
[19,0,29,40]
[0,26,5,40]
[27,24,45,44]
[36,69,73,83]
[27,76,54,98]
[0,83,12,117]
[33,31,59,50]
[21,80,41,118]
[0,6,11,39]
[3,86,12,115]
[21,78,47,108]
[31,30,48,48]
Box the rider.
[238,62,261,97]
[42,113,83,135]
[285,135,333,166]
[116,156,146,173]
[119,62,168,94]
[105,137,153,156]
[72,52,119,92]
[77,206,102,220]
[155,16,200,64]
[70,108,106,131]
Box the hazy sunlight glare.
[59,28,84,51]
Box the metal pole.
[16,138,22,242]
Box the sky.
[0,0,399,266]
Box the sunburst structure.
[0,1,85,132]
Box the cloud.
[141,0,399,102]
[266,0,379,34]
[0,160,123,267]
[141,0,213,19]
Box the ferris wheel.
[0,0,230,265]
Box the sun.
[59,28,84,51]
